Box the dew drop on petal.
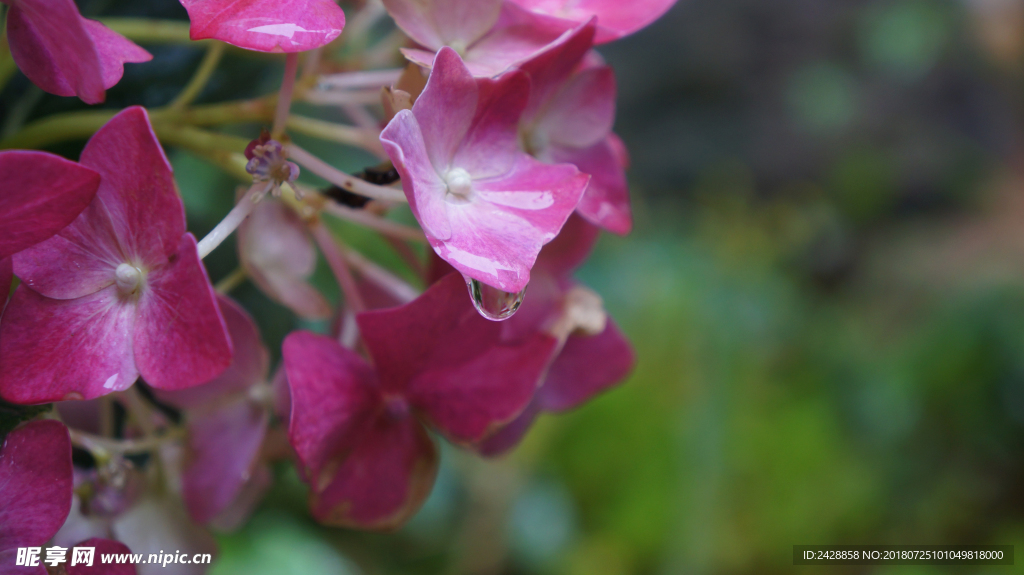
[467,278,527,321]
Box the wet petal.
[0,286,136,404]
[133,234,232,391]
[180,0,346,53]
[0,420,73,550]
[0,151,99,261]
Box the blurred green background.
[7,0,1024,573]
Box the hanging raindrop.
[467,278,527,321]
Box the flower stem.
[169,41,226,110]
[198,182,273,259]
[342,245,420,304]
[318,69,403,90]
[272,53,299,139]
[311,223,366,313]
[99,18,197,45]
[287,143,407,203]
[287,114,384,157]
[215,266,248,294]
[69,427,184,456]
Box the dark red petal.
[539,319,635,411]
[0,420,73,550]
[67,538,136,575]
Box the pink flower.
[381,47,589,293]
[518,22,633,234]
[155,296,272,530]
[384,0,584,77]
[0,149,101,305]
[509,0,678,44]
[284,272,557,528]
[2,0,151,104]
[0,420,73,571]
[179,0,346,53]
[0,107,233,404]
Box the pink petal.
[182,399,268,525]
[180,0,346,53]
[438,154,588,292]
[156,295,268,409]
[539,318,635,411]
[383,0,502,51]
[208,463,272,533]
[534,213,600,278]
[133,234,231,391]
[0,420,73,551]
[380,111,452,241]
[66,538,136,575]
[517,19,596,124]
[81,19,153,91]
[5,0,104,103]
[282,331,378,477]
[238,199,330,320]
[0,151,99,261]
[509,0,677,43]
[535,66,616,150]
[550,137,632,235]
[15,108,184,300]
[451,67,530,179]
[0,257,11,307]
[409,48,478,173]
[309,413,438,530]
[475,400,540,457]
[0,286,137,404]
[459,2,581,77]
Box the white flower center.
[115,263,143,295]
[444,168,474,204]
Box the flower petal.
[509,0,677,43]
[180,0,346,53]
[383,0,502,51]
[0,286,137,404]
[0,257,11,307]
[518,19,596,124]
[475,399,540,457]
[410,47,478,173]
[237,199,330,320]
[182,399,268,526]
[66,538,137,575]
[550,137,632,235]
[156,295,268,409]
[534,213,600,278]
[381,111,452,241]
[133,234,232,391]
[5,0,104,103]
[536,66,616,150]
[539,319,635,411]
[461,2,580,77]
[451,68,530,179]
[81,19,153,90]
[0,151,99,261]
[0,420,73,550]
[111,496,216,575]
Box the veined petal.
[461,2,580,77]
[0,420,72,551]
[509,0,678,43]
[539,318,635,411]
[0,151,99,261]
[451,67,530,179]
[309,413,437,530]
[383,0,502,51]
[180,0,346,53]
[5,0,104,103]
[133,234,232,391]
[0,285,137,404]
[550,138,632,235]
[380,111,452,241]
[410,48,478,173]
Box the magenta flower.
[0,107,233,404]
[179,0,346,53]
[0,149,101,303]
[0,420,73,572]
[384,0,583,77]
[381,47,589,293]
[155,296,272,530]
[67,538,136,575]
[477,215,636,455]
[519,21,633,234]
[238,199,331,320]
[509,0,678,44]
[284,272,557,528]
[2,0,151,104]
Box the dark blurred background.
[6,0,1024,573]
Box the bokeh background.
[6,0,1024,573]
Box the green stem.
[169,41,226,110]
[99,18,197,45]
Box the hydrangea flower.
[384,0,583,77]
[284,272,557,528]
[518,21,633,234]
[179,0,346,53]
[2,0,151,104]
[381,47,589,293]
[155,296,273,530]
[509,0,678,44]
[0,150,101,303]
[0,107,233,404]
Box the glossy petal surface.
[509,0,677,43]
[180,0,346,53]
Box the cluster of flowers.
[0,0,673,569]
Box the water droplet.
[467,278,526,321]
